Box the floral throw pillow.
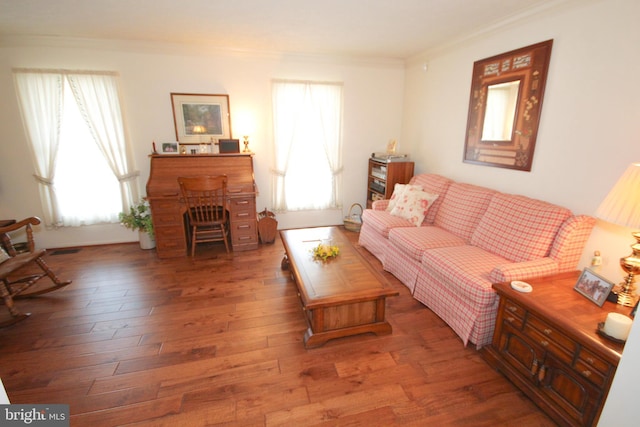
[386,183,422,212]
[389,187,439,226]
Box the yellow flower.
[311,243,340,260]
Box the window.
[271,80,343,211]
[13,70,139,227]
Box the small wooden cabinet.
[481,272,631,427]
[366,158,414,208]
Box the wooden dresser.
[481,271,632,427]
[146,154,259,258]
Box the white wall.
[401,0,640,425]
[403,0,640,282]
[0,41,405,247]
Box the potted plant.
[119,199,155,249]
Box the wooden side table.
[481,271,632,427]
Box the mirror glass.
[463,40,553,171]
[481,80,520,141]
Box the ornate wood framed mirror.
[463,40,553,171]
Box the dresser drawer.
[575,348,613,388]
[501,298,526,330]
[524,314,576,364]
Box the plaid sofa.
[358,174,596,348]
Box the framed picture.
[161,142,178,153]
[573,268,615,307]
[218,139,240,153]
[170,93,231,144]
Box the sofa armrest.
[550,214,596,272]
[371,199,389,211]
[488,257,559,283]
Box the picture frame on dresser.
[170,93,232,144]
[573,268,615,307]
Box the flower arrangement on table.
[311,242,340,261]
[118,199,154,238]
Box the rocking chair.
[0,217,72,327]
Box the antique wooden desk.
[146,154,258,258]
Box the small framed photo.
[574,268,615,307]
[170,93,231,144]
[161,142,178,154]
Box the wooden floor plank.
[0,230,556,426]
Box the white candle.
[603,312,633,341]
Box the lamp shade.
[595,163,640,229]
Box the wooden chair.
[178,175,230,256]
[0,217,72,327]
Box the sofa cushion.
[470,193,572,262]
[434,183,496,241]
[361,209,413,238]
[389,187,439,226]
[407,174,452,224]
[388,226,467,261]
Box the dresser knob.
[538,365,547,382]
[507,305,517,313]
[506,316,515,323]
[586,357,594,364]
[544,328,552,335]
[540,340,549,347]
[582,370,592,377]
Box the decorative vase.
[138,230,156,250]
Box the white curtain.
[13,69,138,227]
[67,72,139,210]
[271,80,343,211]
[13,72,64,226]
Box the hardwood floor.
[0,228,556,426]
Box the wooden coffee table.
[280,226,399,348]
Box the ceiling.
[0,0,563,59]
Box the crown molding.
[405,0,588,67]
[0,34,404,69]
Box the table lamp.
[192,125,207,153]
[595,162,640,306]
[192,125,206,135]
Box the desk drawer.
[154,226,184,240]
[231,220,258,245]
[229,197,256,218]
